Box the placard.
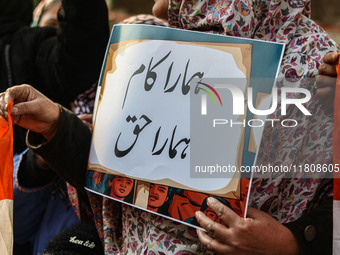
[86,24,284,228]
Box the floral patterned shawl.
[168,0,338,223]
[81,1,339,254]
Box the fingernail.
[207,197,214,205]
[12,107,18,114]
[195,211,201,218]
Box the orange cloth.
[0,101,14,200]
[0,100,14,255]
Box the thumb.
[11,100,41,116]
[5,84,33,104]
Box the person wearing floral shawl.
[159,0,339,251]
[0,0,338,254]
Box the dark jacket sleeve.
[27,106,92,193]
[284,197,333,255]
[17,149,56,188]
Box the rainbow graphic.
[195,81,222,106]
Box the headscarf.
[168,0,311,40]
[0,0,33,35]
[168,0,339,223]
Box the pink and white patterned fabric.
[167,0,338,223]
[84,1,339,253]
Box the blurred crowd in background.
[31,0,340,44]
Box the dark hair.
[152,185,175,216]
[108,175,135,203]
[151,183,175,216]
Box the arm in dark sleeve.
[17,149,56,188]
[13,151,54,244]
[34,0,109,105]
[27,106,92,193]
[284,197,332,255]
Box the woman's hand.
[316,52,339,112]
[0,84,60,140]
[195,197,299,255]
